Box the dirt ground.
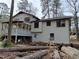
[0,52,17,59]
[0,44,34,59]
[0,51,35,59]
[0,41,79,59]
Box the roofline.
[2,21,23,23]
[13,11,40,20]
[2,11,40,23]
[31,16,72,23]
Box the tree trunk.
[47,0,50,18]
[75,20,78,40]
[53,49,61,59]
[7,0,14,45]
[15,50,48,59]
[61,46,79,59]
[56,5,58,17]
[0,46,49,52]
[74,12,79,40]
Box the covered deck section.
[2,20,32,44]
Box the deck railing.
[2,28,31,36]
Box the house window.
[61,20,65,27]
[34,22,39,28]
[24,17,30,22]
[46,22,51,26]
[34,34,37,38]
[50,33,54,41]
[56,20,65,27]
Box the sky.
[0,0,43,18]
[0,0,77,29]
[0,0,76,19]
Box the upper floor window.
[24,17,30,22]
[56,20,65,27]
[34,22,39,28]
[46,22,51,26]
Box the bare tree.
[67,0,79,40]
[41,0,63,19]
[0,3,9,15]
[0,3,10,23]
[52,0,62,18]
[17,0,37,15]
[41,0,51,19]
[28,2,38,15]
[17,0,29,12]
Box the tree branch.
[67,0,75,9]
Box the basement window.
[34,22,39,28]
[46,22,51,26]
[50,33,54,41]
[34,34,37,38]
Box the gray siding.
[32,20,70,44]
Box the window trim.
[50,33,54,41]
[46,22,51,26]
[56,20,65,27]
[34,22,39,28]
[34,34,37,38]
[61,20,65,27]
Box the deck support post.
[15,23,18,44]
[15,35,17,44]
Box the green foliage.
[2,40,13,48]
[0,34,3,41]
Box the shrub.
[2,40,13,48]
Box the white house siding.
[12,14,37,36]
[2,28,31,36]
[32,20,70,44]
[13,14,37,22]
[2,13,38,36]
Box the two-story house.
[1,11,71,44]
[1,11,39,44]
[31,17,71,43]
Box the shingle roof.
[2,11,40,23]
[31,16,71,22]
[13,11,40,20]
